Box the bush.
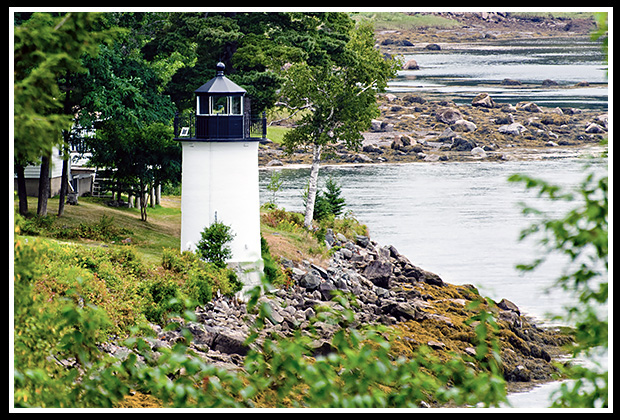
[196,220,235,268]
[17,213,133,243]
[161,247,242,301]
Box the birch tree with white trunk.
[276,20,398,228]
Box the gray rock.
[452,119,477,132]
[300,271,322,290]
[451,137,476,152]
[436,108,463,125]
[363,259,393,288]
[471,92,496,108]
[498,122,528,135]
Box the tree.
[196,220,236,269]
[276,19,398,227]
[13,12,116,215]
[87,121,179,221]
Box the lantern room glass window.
[197,95,243,116]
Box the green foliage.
[161,247,242,300]
[320,176,346,218]
[508,168,608,408]
[265,171,284,207]
[15,218,509,408]
[18,213,134,243]
[196,220,236,269]
[279,19,399,153]
[13,12,118,163]
[260,235,289,288]
[303,176,347,222]
[14,230,130,408]
[237,283,508,408]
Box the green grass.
[350,12,459,31]
[16,195,181,265]
[266,125,290,145]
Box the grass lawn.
[16,195,181,265]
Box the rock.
[498,298,520,314]
[209,328,249,356]
[451,137,476,152]
[425,43,441,51]
[318,281,337,301]
[363,259,393,288]
[382,301,425,321]
[438,127,458,142]
[356,235,370,248]
[363,144,383,154]
[370,119,383,131]
[300,271,322,290]
[324,228,335,247]
[427,340,446,350]
[421,270,444,287]
[451,119,477,132]
[266,159,283,167]
[542,79,559,87]
[494,113,514,125]
[499,310,522,328]
[353,153,373,163]
[502,78,522,86]
[436,108,463,125]
[471,92,496,108]
[498,122,528,135]
[585,123,606,133]
[596,113,608,129]
[471,147,487,158]
[516,102,543,113]
[507,365,531,382]
[402,94,426,104]
[402,58,419,70]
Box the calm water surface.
[259,158,607,324]
[259,157,608,408]
[256,35,608,408]
[389,36,608,110]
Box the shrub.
[196,220,235,268]
[161,247,242,300]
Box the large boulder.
[471,92,496,108]
[451,137,476,152]
[436,108,463,125]
[362,259,393,289]
[498,122,528,135]
[402,58,419,70]
[452,119,477,132]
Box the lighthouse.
[174,62,266,294]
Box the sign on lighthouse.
[174,62,267,293]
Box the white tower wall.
[180,140,262,293]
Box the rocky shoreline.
[105,230,573,404]
[260,94,608,168]
[260,12,607,168]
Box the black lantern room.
[174,62,266,141]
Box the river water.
[257,35,608,408]
[389,36,608,110]
[258,156,608,409]
[259,157,607,325]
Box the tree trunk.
[304,143,322,228]
[37,154,50,217]
[15,163,28,216]
[139,181,148,222]
[57,150,69,216]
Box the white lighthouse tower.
[175,62,265,294]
